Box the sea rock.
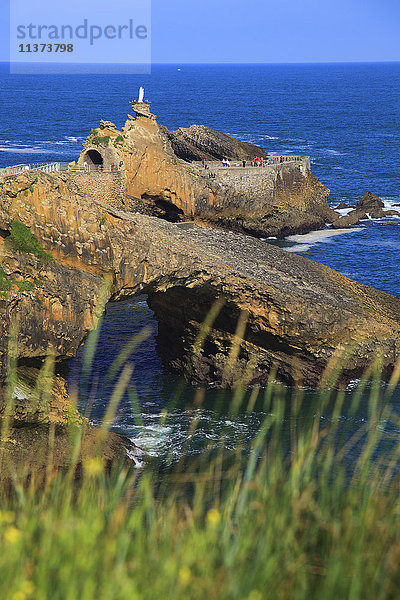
[336,202,353,210]
[1,171,400,402]
[331,208,366,229]
[356,192,385,218]
[384,210,400,217]
[163,124,270,162]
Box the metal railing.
[70,164,123,173]
[0,162,70,177]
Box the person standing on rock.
[243,160,247,168]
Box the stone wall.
[70,171,125,206]
[214,159,311,197]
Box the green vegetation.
[1,298,400,599]
[0,268,37,294]
[114,135,124,147]
[100,215,107,228]
[0,268,11,293]
[6,221,53,263]
[92,136,111,147]
[14,281,34,292]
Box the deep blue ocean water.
[1,63,400,463]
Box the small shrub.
[114,135,124,147]
[29,185,34,194]
[7,221,53,263]
[92,136,110,147]
[0,268,11,292]
[14,280,34,292]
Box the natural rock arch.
[1,171,400,391]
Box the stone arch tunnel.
[83,149,104,167]
[79,145,121,171]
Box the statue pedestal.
[132,101,157,121]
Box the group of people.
[219,156,267,169]
[82,160,124,172]
[250,156,265,167]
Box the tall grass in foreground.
[1,297,400,600]
[1,375,400,600]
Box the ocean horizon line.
[1,60,400,68]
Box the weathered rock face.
[206,166,336,238]
[76,105,337,238]
[163,124,270,162]
[357,191,384,216]
[1,171,400,398]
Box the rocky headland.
[74,102,338,238]
[1,101,400,456]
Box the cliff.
[77,104,337,238]
[1,171,400,406]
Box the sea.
[1,63,400,466]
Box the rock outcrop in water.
[332,192,400,228]
[1,171,400,410]
[77,102,338,238]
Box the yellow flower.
[12,592,26,600]
[0,510,15,525]
[207,508,221,527]
[248,591,262,600]
[178,566,191,585]
[4,526,21,544]
[22,581,35,596]
[84,457,103,476]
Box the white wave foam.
[336,208,354,216]
[321,149,347,156]
[125,448,144,468]
[0,147,59,154]
[261,135,279,140]
[381,197,400,210]
[285,227,363,253]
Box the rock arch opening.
[141,194,185,223]
[83,149,104,167]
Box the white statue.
[138,87,145,103]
